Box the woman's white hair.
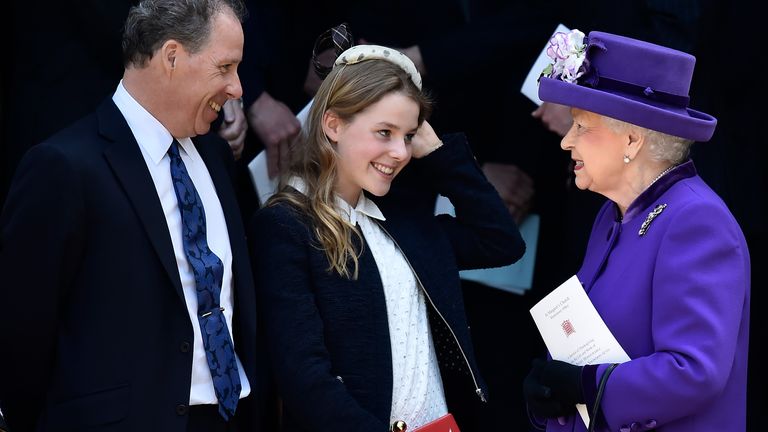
[602,116,694,164]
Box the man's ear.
[160,40,181,74]
[322,110,343,142]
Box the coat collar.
[112,81,174,164]
[619,160,697,223]
[99,98,186,302]
[287,176,386,224]
[98,97,246,304]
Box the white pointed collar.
[287,176,386,225]
[112,80,195,164]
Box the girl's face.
[325,92,419,205]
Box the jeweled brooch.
[638,204,667,236]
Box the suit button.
[180,341,191,353]
[176,404,188,416]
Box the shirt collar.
[287,176,386,224]
[620,159,697,223]
[112,80,195,164]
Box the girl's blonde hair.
[267,59,431,278]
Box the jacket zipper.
[375,222,486,403]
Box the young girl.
[249,42,524,431]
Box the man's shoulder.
[10,112,107,182]
[38,110,106,156]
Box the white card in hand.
[520,23,571,106]
[247,99,314,205]
[529,275,630,427]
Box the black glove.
[524,358,584,418]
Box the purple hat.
[538,30,716,142]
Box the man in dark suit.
[0,1,263,430]
[1,1,248,212]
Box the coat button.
[180,341,191,353]
[176,404,188,416]
[391,420,407,432]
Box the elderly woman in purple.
[523,30,751,432]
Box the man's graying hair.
[122,0,247,68]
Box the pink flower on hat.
[542,29,587,83]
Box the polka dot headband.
[334,44,423,90]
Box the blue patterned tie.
[168,140,241,420]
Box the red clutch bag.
[413,413,460,432]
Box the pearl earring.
[623,155,631,164]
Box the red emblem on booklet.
[413,413,460,432]
[561,319,575,337]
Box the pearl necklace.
[647,164,677,190]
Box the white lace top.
[334,192,448,429]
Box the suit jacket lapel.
[98,99,185,301]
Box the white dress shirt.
[290,178,447,428]
[113,81,250,405]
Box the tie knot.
[168,140,181,159]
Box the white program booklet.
[529,275,630,426]
[248,150,277,206]
[247,99,313,205]
[520,23,571,106]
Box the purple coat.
[548,161,750,432]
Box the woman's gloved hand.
[524,358,584,418]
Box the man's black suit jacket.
[0,99,262,431]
